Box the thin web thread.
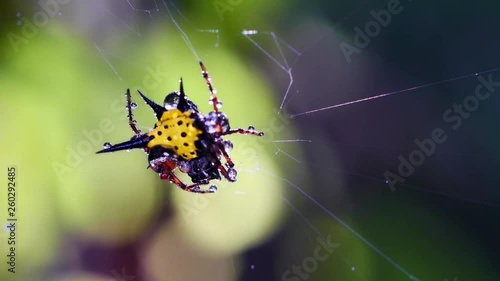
[291,67,500,118]
[282,197,368,280]
[265,170,421,281]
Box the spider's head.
[148,146,178,173]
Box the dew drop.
[178,161,190,173]
[17,20,22,26]
[164,93,179,110]
[103,142,112,149]
[223,140,233,152]
[216,101,223,109]
[58,12,62,16]
[351,266,356,271]
[242,30,258,35]
[250,265,255,270]
[16,12,21,17]
[209,185,218,192]
[248,126,255,133]
[130,102,138,110]
[228,168,237,182]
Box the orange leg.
[125,89,141,135]
[223,127,264,137]
[160,170,216,194]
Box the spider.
[96,61,264,194]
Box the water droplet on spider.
[178,161,190,173]
[164,92,180,110]
[126,149,131,152]
[103,142,112,149]
[228,168,237,181]
[132,119,137,124]
[204,111,218,134]
[209,185,218,192]
[223,140,233,152]
[130,102,138,110]
[217,112,230,132]
[216,101,223,108]
[248,126,255,133]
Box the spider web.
[90,1,500,280]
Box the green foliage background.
[0,1,296,280]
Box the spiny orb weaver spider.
[96,61,264,194]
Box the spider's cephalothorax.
[96,61,264,194]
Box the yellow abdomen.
[147,109,203,160]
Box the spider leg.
[217,126,264,169]
[199,61,225,135]
[221,149,234,168]
[217,163,237,182]
[222,127,264,137]
[199,61,219,113]
[160,171,216,194]
[216,142,235,168]
[125,88,141,135]
[149,146,215,194]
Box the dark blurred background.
[1,1,499,281]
